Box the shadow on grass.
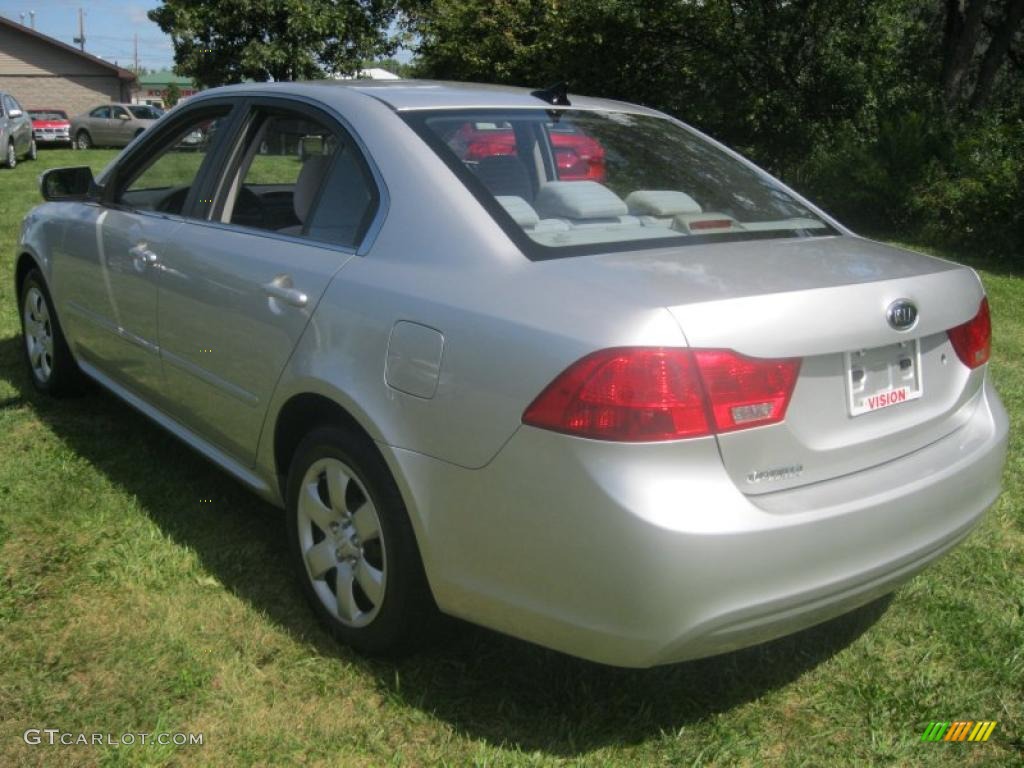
[0,334,891,756]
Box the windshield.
[129,105,163,119]
[407,109,834,259]
[29,110,68,120]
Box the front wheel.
[4,141,15,169]
[19,269,81,395]
[76,131,92,150]
[286,426,437,656]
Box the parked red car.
[450,120,607,182]
[28,109,72,148]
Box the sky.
[0,1,411,73]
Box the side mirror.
[118,113,131,120]
[9,109,23,118]
[40,166,97,201]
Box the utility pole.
[73,8,86,51]
[29,11,36,29]
[134,33,139,73]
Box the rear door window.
[215,105,378,248]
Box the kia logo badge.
[887,299,918,331]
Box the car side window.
[2,95,15,115]
[115,107,231,216]
[90,107,110,119]
[112,106,129,119]
[218,107,377,247]
[303,145,377,248]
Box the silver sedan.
[70,102,162,149]
[17,81,1008,667]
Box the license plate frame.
[845,339,923,416]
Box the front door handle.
[129,242,159,269]
[262,274,308,309]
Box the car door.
[154,98,381,464]
[62,102,239,403]
[84,106,110,144]
[110,105,133,146]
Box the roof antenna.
[531,82,570,107]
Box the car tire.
[76,131,92,150]
[4,141,15,169]
[27,139,37,161]
[19,268,81,396]
[286,425,437,656]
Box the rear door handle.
[129,242,159,267]
[262,274,308,308]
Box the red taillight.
[947,297,991,369]
[522,347,800,442]
[692,350,801,433]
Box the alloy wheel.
[296,457,387,627]
[6,142,15,168]
[23,286,54,383]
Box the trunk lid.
[562,235,986,493]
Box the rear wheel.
[4,141,15,169]
[27,139,37,161]
[19,269,80,395]
[286,426,436,656]
[76,131,92,150]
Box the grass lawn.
[0,149,1021,767]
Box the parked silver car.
[17,81,1008,667]
[0,90,37,168]
[70,102,162,149]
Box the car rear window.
[405,109,834,260]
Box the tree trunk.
[941,0,990,107]
[969,0,1024,109]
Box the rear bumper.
[387,377,1008,667]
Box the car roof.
[192,79,666,117]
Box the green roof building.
[133,70,199,106]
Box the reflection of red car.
[453,121,606,182]
[28,109,72,147]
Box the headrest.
[293,154,332,224]
[495,196,540,228]
[625,190,702,216]
[534,181,628,219]
[473,155,533,201]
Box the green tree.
[163,81,182,107]
[149,0,399,86]
[401,0,908,171]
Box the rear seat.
[625,190,702,228]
